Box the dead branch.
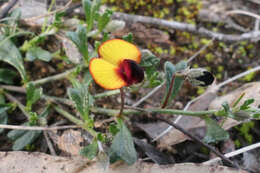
[112,12,260,43]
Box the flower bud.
[186,68,214,86]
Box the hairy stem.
[54,106,96,136]
[4,92,30,119]
[31,67,78,86]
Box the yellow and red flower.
[89,39,144,90]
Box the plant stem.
[118,88,125,117]
[31,67,77,86]
[53,106,96,136]
[90,107,217,117]
[4,92,30,119]
[94,89,120,99]
[0,124,78,131]
[162,74,175,108]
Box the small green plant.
[0,0,259,168]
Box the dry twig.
[156,116,239,169]
[0,0,18,19]
[0,124,79,131]
[203,142,260,165]
[112,12,260,42]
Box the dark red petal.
[117,59,144,86]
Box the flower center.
[117,59,144,86]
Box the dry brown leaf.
[0,151,248,173]
[57,129,84,156]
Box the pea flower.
[89,39,144,90]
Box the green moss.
[170,46,176,55]
[242,68,255,81]
[205,53,214,62]
[216,73,222,80]
[217,65,224,72]
[236,122,254,144]
[197,87,205,95]
[234,139,241,148]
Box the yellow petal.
[98,39,141,66]
[89,58,126,90]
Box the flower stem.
[161,74,175,108]
[118,88,125,117]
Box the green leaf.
[109,119,137,165]
[66,25,88,60]
[203,117,229,143]
[7,122,29,140]
[26,83,42,110]
[109,124,119,136]
[0,35,27,81]
[221,102,234,118]
[26,47,52,62]
[232,93,245,108]
[80,140,98,160]
[164,61,176,92]
[252,112,260,119]
[140,50,161,87]
[68,78,93,121]
[0,104,10,133]
[12,130,41,150]
[82,0,101,31]
[122,33,133,43]
[82,0,92,31]
[240,99,254,110]
[0,68,17,84]
[163,61,187,106]
[98,9,113,32]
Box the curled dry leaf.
[0,151,248,173]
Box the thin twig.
[112,12,260,42]
[0,0,18,19]
[24,0,72,23]
[156,116,239,169]
[0,124,79,131]
[215,66,260,89]
[203,142,260,165]
[132,82,165,107]
[64,4,260,42]
[227,10,260,20]
[31,67,77,86]
[4,92,30,119]
[43,131,57,156]
[0,85,25,93]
